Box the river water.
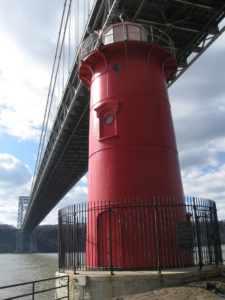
[1,247,225,299]
[0,253,58,300]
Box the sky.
[0,1,224,227]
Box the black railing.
[0,276,69,300]
[58,197,223,274]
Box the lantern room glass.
[103,23,148,45]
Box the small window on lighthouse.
[105,115,114,125]
[94,101,119,141]
[113,65,121,72]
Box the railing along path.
[0,276,69,300]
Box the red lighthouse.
[79,22,190,269]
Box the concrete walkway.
[56,266,225,300]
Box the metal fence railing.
[58,197,223,275]
[0,276,69,300]
[79,22,176,61]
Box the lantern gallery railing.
[58,197,223,275]
[79,22,176,62]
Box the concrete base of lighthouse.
[55,266,225,300]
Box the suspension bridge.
[21,0,225,233]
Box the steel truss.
[16,196,37,253]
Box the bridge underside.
[23,87,89,233]
[22,0,225,233]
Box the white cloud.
[0,0,94,143]
[0,154,32,226]
[179,139,225,170]
[0,28,49,141]
[0,154,32,187]
[0,153,88,226]
[182,164,225,218]
[74,185,88,194]
[79,175,88,185]
[168,28,225,218]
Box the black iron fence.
[0,276,69,300]
[58,197,223,274]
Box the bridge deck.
[22,0,225,233]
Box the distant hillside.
[0,224,58,253]
[0,221,225,253]
[37,225,58,253]
[0,224,17,253]
[218,221,225,245]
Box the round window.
[105,115,113,125]
[113,65,121,72]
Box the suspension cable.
[84,0,86,28]
[87,0,90,15]
[76,0,79,50]
[63,40,65,89]
[30,0,68,195]
[31,0,88,199]
[69,4,71,73]
[35,0,73,184]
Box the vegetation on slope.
[0,224,58,253]
[0,221,225,253]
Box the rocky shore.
[111,278,225,300]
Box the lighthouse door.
[98,211,121,268]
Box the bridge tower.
[15,196,37,253]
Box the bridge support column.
[15,196,37,253]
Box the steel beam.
[168,25,225,88]
[172,0,212,10]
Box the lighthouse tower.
[79,22,190,269]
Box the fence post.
[154,198,161,274]
[193,198,203,270]
[74,211,77,275]
[214,203,222,265]
[67,275,70,300]
[108,199,115,275]
[76,213,79,275]
[205,212,212,264]
[213,204,220,267]
[58,210,61,272]
[209,206,219,267]
[32,282,34,300]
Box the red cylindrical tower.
[80,24,183,201]
[79,22,191,269]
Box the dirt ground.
[111,277,225,300]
